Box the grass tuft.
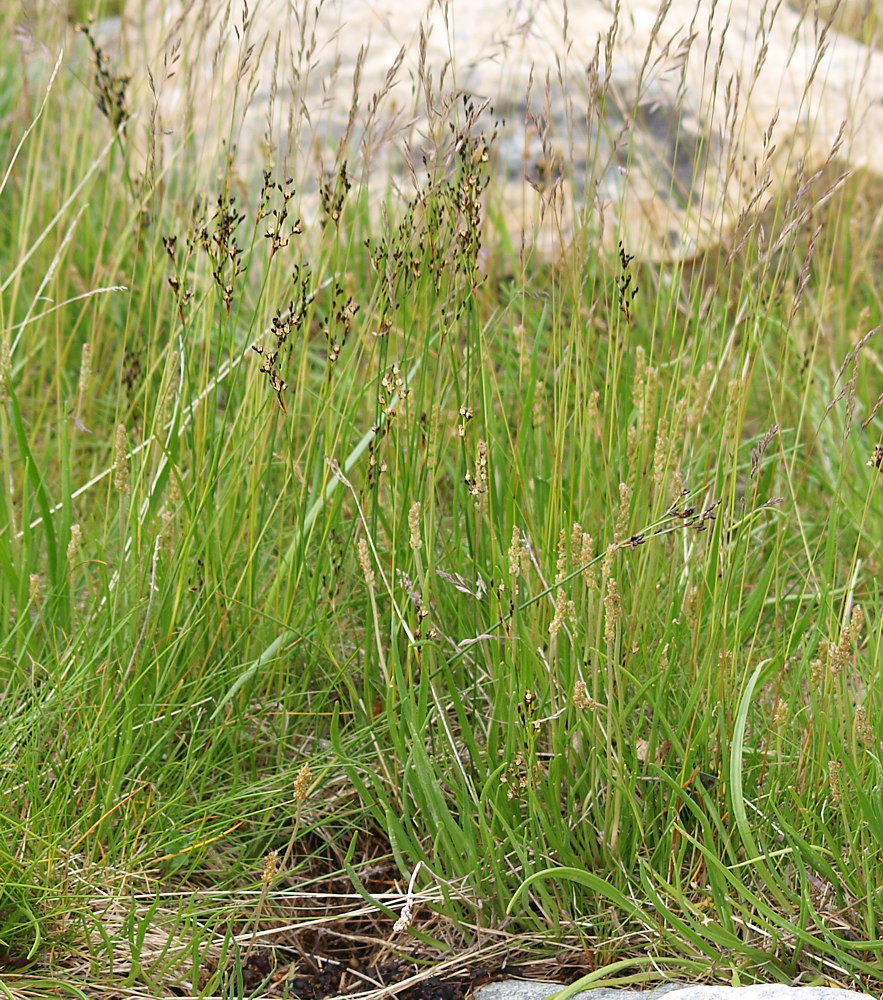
[0,0,881,995]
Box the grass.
[0,0,881,997]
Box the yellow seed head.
[570,522,583,562]
[78,342,93,403]
[427,404,440,472]
[0,337,10,403]
[408,501,423,551]
[601,543,616,589]
[626,425,640,479]
[580,531,596,589]
[615,482,632,542]
[603,577,621,645]
[587,390,601,440]
[261,849,279,884]
[827,760,842,804]
[508,525,524,597]
[848,604,864,643]
[532,380,545,426]
[556,527,568,582]
[113,424,130,497]
[549,587,567,638]
[684,585,699,629]
[854,706,874,747]
[772,699,789,728]
[573,680,597,710]
[294,762,312,804]
[357,538,374,587]
[66,523,83,563]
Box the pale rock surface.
[476,981,872,1000]
[118,0,883,258]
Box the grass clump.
[0,1,881,997]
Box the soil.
[235,953,499,1000]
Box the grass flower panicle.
[548,586,568,639]
[66,524,83,564]
[854,706,874,748]
[615,482,632,542]
[0,338,9,403]
[113,424,130,497]
[828,760,843,804]
[603,576,621,646]
[357,539,375,588]
[294,762,312,805]
[408,501,423,551]
[508,525,523,580]
[75,342,92,427]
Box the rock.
[116,0,883,259]
[476,981,870,1000]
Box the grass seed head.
[427,404,441,473]
[601,542,616,587]
[113,424,130,497]
[549,587,567,638]
[631,347,659,435]
[66,524,83,564]
[615,483,632,542]
[532,381,546,427]
[294,762,311,805]
[157,469,182,548]
[465,440,488,510]
[357,538,375,588]
[457,404,473,438]
[587,390,601,440]
[772,698,789,728]
[653,416,671,493]
[556,528,569,582]
[76,342,92,420]
[854,706,874,748]
[604,576,621,646]
[684,585,699,629]
[626,425,640,478]
[392,900,414,935]
[408,502,423,551]
[77,19,131,131]
[0,338,9,403]
[632,347,647,406]
[508,525,523,579]
[846,605,864,645]
[580,530,597,589]
[827,760,843,804]
[569,523,583,563]
[261,849,279,884]
[573,680,595,710]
